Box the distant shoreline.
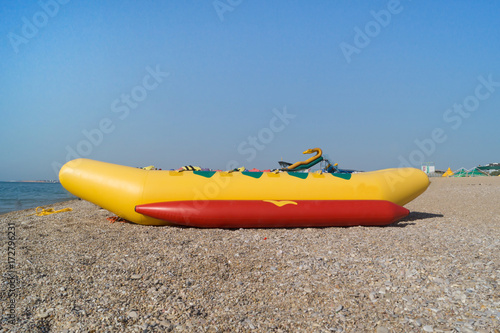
[0,180,59,183]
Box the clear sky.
[1,0,499,180]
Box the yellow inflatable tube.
[59,158,429,226]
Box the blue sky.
[1,0,499,180]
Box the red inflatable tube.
[135,200,409,228]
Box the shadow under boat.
[390,211,444,227]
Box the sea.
[0,182,76,215]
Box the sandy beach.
[1,177,499,332]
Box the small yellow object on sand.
[29,206,73,216]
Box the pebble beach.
[1,177,499,332]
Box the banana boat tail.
[59,158,429,227]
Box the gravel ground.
[1,177,499,332]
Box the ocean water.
[0,182,76,215]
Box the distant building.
[421,162,435,174]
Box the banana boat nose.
[59,158,161,224]
[381,167,430,206]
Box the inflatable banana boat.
[59,156,429,227]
